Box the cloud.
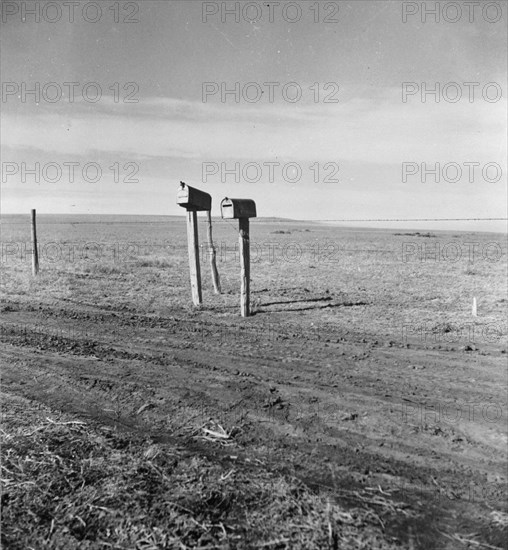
[2,88,506,168]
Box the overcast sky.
[1,0,506,230]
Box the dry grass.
[1,392,405,550]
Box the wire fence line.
[2,217,507,226]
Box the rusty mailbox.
[177,182,212,212]
[220,198,257,219]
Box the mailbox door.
[220,199,235,219]
[177,184,211,211]
[220,198,256,219]
[176,186,190,206]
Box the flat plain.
[1,214,507,549]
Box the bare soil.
[1,215,507,549]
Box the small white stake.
[472,297,477,317]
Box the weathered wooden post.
[30,209,39,276]
[220,198,257,317]
[205,210,221,294]
[176,182,213,306]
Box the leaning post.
[205,210,221,294]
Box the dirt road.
[1,217,507,548]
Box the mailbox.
[220,198,257,219]
[220,196,256,316]
[177,182,212,212]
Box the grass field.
[1,214,507,549]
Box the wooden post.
[186,210,202,306]
[206,210,221,294]
[219,197,256,316]
[238,217,250,317]
[31,209,39,276]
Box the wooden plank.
[186,210,202,306]
[206,210,221,294]
[238,217,250,317]
[31,209,39,276]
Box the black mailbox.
[220,198,257,219]
[177,182,212,212]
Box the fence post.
[31,209,39,276]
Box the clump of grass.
[135,258,172,268]
[82,264,125,275]
[464,262,478,276]
[393,232,436,238]
[1,392,404,549]
[250,295,262,314]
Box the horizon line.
[1,213,506,234]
